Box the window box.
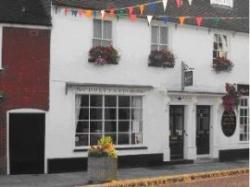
[88,46,119,65]
[213,57,233,72]
[148,49,175,68]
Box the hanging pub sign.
[221,110,236,137]
[181,62,194,90]
[237,84,249,96]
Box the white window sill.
[74,145,147,152]
[238,141,249,145]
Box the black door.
[196,106,210,155]
[170,106,184,160]
[9,113,45,174]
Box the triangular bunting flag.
[130,14,137,22]
[149,3,157,13]
[212,17,220,26]
[100,10,105,19]
[195,16,203,26]
[117,10,126,20]
[128,7,134,15]
[64,8,69,15]
[179,16,186,25]
[78,9,85,17]
[176,0,182,8]
[71,9,78,16]
[162,16,169,24]
[139,4,145,15]
[188,0,193,5]
[162,0,168,11]
[85,10,93,18]
[147,15,153,25]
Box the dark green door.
[196,106,210,155]
[170,106,184,160]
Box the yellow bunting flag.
[139,4,145,15]
[179,16,186,25]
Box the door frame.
[7,109,47,175]
[196,105,211,158]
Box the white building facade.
[46,2,249,173]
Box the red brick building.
[0,0,51,174]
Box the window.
[239,97,249,141]
[213,34,228,59]
[75,95,143,146]
[151,26,168,50]
[93,19,112,47]
[210,0,233,7]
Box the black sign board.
[237,84,249,96]
[184,71,193,86]
[221,111,236,137]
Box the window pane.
[90,121,102,133]
[105,133,116,144]
[94,19,102,38]
[159,45,168,50]
[90,108,102,119]
[80,95,89,107]
[131,133,143,144]
[151,26,159,44]
[131,120,142,133]
[105,96,116,107]
[105,108,117,120]
[75,134,88,146]
[131,109,142,120]
[76,121,89,133]
[119,109,130,120]
[118,134,129,145]
[102,40,111,47]
[90,95,102,107]
[90,134,102,145]
[105,121,117,133]
[103,21,112,40]
[160,27,168,44]
[151,44,158,51]
[119,96,130,107]
[131,96,142,108]
[79,108,89,120]
[93,39,102,47]
[118,121,130,132]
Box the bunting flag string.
[54,0,248,27]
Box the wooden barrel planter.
[88,156,118,184]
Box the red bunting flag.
[139,4,145,15]
[195,16,203,26]
[179,16,186,25]
[128,7,134,15]
[176,0,183,8]
[64,8,69,15]
[130,14,137,22]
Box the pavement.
[0,160,248,187]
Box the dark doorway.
[9,113,45,174]
[196,106,210,155]
[169,105,184,160]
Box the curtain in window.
[93,19,102,38]
[75,96,82,130]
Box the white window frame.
[0,25,3,69]
[213,33,229,59]
[151,25,168,51]
[93,19,112,47]
[210,0,233,7]
[239,96,249,142]
[75,95,143,148]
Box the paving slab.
[0,160,248,187]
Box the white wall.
[48,9,249,160]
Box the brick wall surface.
[0,27,50,174]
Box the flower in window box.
[88,46,119,65]
[148,49,175,68]
[213,57,233,72]
[222,83,240,112]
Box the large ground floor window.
[239,97,249,141]
[75,95,143,146]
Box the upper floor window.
[210,0,233,7]
[213,34,228,59]
[239,97,249,141]
[93,19,112,47]
[151,26,168,50]
[75,95,143,147]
